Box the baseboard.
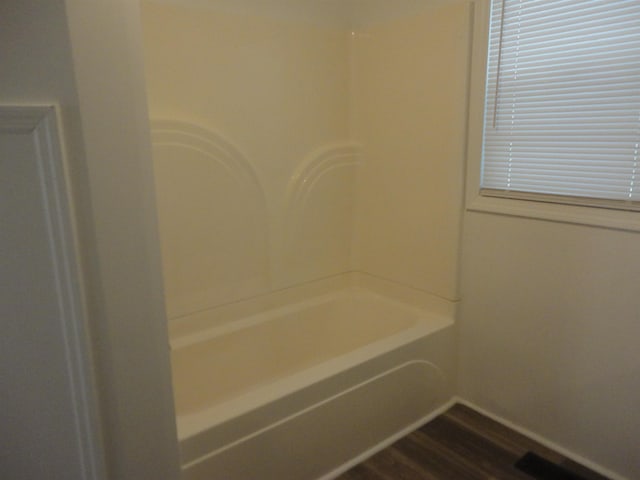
[453,397,628,480]
[318,397,458,480]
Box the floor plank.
[443,404,564,463]
[392,434,487,480]
[417,418,531,479]
[335,404,610,480]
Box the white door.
[0,106,104,479]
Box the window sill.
[466,194,640,233]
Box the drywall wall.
[458,2,640,478]
[459,213,640,479]
[64,1,180,477]
[0,1,180,478]
[351,2,471,300]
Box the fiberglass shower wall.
[350,3,470,301]
[140,0,470,318]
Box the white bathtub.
[169,275,455,479]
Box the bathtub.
[169,274,456,479]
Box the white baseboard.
[453,397,629,480]
[318,396,628,480]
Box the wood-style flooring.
[336,403,610,480]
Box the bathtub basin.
[169,277,455,479]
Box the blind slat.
[482,0,640,206]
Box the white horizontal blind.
[482,0,640,210]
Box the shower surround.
[140,1,470,477]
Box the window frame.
[465,0,640,232]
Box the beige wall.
[351,2,471,300]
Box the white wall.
[459,214,640,479]
[0,1,180,478]
[458,2,640,479]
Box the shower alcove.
[140,1,471,478]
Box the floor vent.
[515,452,588,480]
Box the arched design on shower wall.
[281,142,363,285]
[287,143,363,211]
[150,119,271,318]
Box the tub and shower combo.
[141,1,466,478]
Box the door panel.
[0,106,103,480]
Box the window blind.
[482,0,640,210]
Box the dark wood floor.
[336,403,610,480]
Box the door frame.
[1,105,106,479]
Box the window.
[481,0,640,212]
